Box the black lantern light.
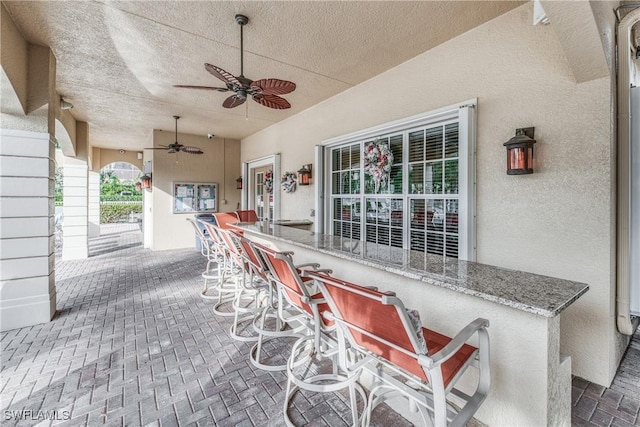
[140,174,152,189]
[504,127,536,175]
[297,164,312,186]
[236,176,243,190]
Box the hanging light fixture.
[504,128,536,175]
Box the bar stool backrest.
[254,246,329,324]
[212,212,240,229]
[239,238,270,281]
[188,218,210,255]
[216,228,245,267]
[236,210,259,222]
[200,221,224,250]
[308,272,429,382]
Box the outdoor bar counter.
[235,221,589,426]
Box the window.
[323,102,475,260]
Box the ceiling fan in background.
[174,14,296,110]
[145,116,203,154]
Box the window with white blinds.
[324,103,476,260]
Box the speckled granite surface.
[236,222,589,318]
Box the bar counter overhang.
[234,221,589,426]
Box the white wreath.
[281,172,297,193]
[364,139,394,193]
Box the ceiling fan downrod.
[235,14,248,79]
[174,115,180,143]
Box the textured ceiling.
[3,1,523,151]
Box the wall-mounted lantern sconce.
[141,174,152,190]
[236,176,243,190]
[297,164,312,186]
[504,127,536,175]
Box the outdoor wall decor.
[281,172,297,193]
[264,170,274,194]
[172,182,218,213]
[364,139,394,193]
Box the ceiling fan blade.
[174,84,229,93]
[223,95,246,109]
[253,94,291,110]
[144,145,170,150]
[181,146,204,154]
[205,64,241,87]
[251,79,296,95]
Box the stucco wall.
[1,3,28,115]
[151,130,241,251]
[98,148,143,171]
[241,4,618,386]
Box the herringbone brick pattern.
[6,224,639,426]
[1,224,410,427]
[571,327,640,427]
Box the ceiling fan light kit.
[174,14,296,110]
[144,116,204,155]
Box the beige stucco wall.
[98,148,143,171]
[1,3,28,115]
[151,130,241,250]
[241,4,620,386]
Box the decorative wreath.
[281,172,297,193]
[264,170,274,194]
[363,138,394,193]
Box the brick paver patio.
[2,224,409,426]
[2,223,639,426]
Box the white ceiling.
[3,0,523,151]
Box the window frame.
[317,99,476,261]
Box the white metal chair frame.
[255,247,365,427]
[307,271,491,427]
[218,228,269,342]
[200,221,240,317]
[187,218,221,299]
[238,238,305,371]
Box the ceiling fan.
[174,14,296,110]
[145,116,203,154]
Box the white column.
[0,129,57,331]
[62,156,89,259]
[88,170,100,238]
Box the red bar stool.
[254,246,365,427]
[236,209,259,222]
[217,228,268,342]
[200,222,239,317]
[238,238,311,371]
[306,271,491,427]
[187,218,220,299]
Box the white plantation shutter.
[321,100,476,261]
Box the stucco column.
[88,170,100,238]
[62,156,89,259]
[0,129,57,331]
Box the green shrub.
[100,195,143,202]
[100,202,142,223]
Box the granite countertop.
[235,222,589,318]
[272,219,313,226]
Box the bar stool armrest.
[418,318,490,369]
